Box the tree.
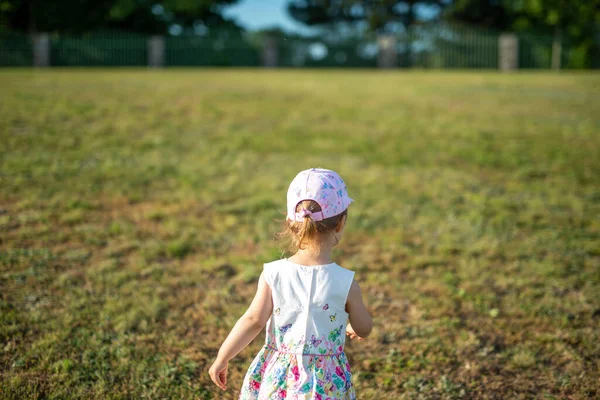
[287,0,450,68]
[447,0,599,35]
[446,0,600,67]
[287,0,449,33]
[442,0,510,30]
[0,0,240,34]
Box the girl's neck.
[288,246,334,266]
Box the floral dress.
[239,259,356,400]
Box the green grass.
[1,69,599,399]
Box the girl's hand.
[208,358,229,391]
[346,323,364,340]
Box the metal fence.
[164,35,260,67]
[0,24,596,69]
[0,33,33,66]
[50,33,147,66]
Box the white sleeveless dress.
[239,259,356,400]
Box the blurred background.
[1,1,599,400]
[1,0,599,69]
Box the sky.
[223,0,316,34]
[223,0,442,34]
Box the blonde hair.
[278,200,347,252]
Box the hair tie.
[299,209,313,218]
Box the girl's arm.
[208,271,273,391]
[345,279,373,339]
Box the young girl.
[209,168,373,399]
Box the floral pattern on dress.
[239,324,355,400]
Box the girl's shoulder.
[262,258,287,277]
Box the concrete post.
[262,36,278,68]
[551,38,562,71]
[33,33,50,67]
[148,36,165,68]
[499,33,518,71]
[377,35,397,68]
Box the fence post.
[377,35,397,68]
[499,33,518,71]
[33,33,50,67]
[148,36,165,68]
[552,34,562,71]
[262,36,278,68]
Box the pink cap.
[286,168,353,222]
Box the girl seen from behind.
[209,168,373,399]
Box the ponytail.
[277,200,347,252]
[296,213,318,250]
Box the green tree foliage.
[448,0,599,36]
[287,0,449,32]
[0,0,239,34]
[447,0,600,67]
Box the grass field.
[1,69,599,399]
